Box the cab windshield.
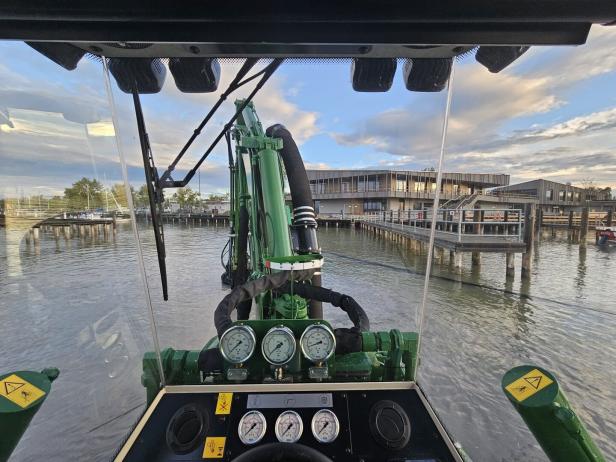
[1,28,615,462]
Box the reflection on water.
[1,223,615,461]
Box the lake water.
[1,221,615,461]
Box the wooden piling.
[521,203,535,279]
[580,207,589,243]
[506,253,515,279]
[568,210,574,229]
[607,207,614,227]
[471,251,481,268]
[535,208,542,230]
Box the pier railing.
[363,208,524,243]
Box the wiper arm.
[158,58,283,188]
[132,86,168,301]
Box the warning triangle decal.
[4,381,25,395]
[524,376,542,389]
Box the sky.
[1,25,616,199]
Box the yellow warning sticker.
[505,368,554,402]
[215,392,233,415]
[0,374,46,409]
[203,436,226,459]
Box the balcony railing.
[360,208,524,242]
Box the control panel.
[117,385,459,462]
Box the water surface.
[1,223,615,461]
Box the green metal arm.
[503,365,605,462]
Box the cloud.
[329,26,616,189]
[0,49,320,198]
[304,162,331,170]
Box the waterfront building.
[492,179,611,212]
[307,169,509,215]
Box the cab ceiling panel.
[1,1,615,47]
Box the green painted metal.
[271,294,308,319]
[362,330,418,381]
[257,147,293,260]
[502,365,605,462]
[142,348,200,405]
[0,368,59,462]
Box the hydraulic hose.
[266,124,315,229]
[214,270,316,337]
[214,272,370,338]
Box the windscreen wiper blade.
[132,87,168,301]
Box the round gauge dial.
[311,409,340,443]
[275,410,303,443]
[300,324,336,363]
[238,410,267,445]
[261,326,296,366]
[219,325,256,364]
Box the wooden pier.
[135,211,229,227]
[358,206,532,279]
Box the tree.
[108,183,135,209]
[207,192,230,201]
[172,187,201,210]
[64,177,104,210]
[133,184,150,208]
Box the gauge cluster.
[237,408,340,446]
[219,321,336,374]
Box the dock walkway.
[361,220,526,253]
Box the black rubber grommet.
[369,400,411,450]
[166,404,208,455]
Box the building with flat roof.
[307,169,510,215]
[493,179,611,211]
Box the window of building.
[341,181,350,192]
[574,192,580,201]
[363,200,385,211]
[396,175,406,192]
[546,189,553,200]
[367,175,379,192]
[567,191,573,200]
[414,182,422,192]
[558,190,566,201]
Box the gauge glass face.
[300,324,335,362]
[238,410,267,445]
[275,410,303,443]
[220,325,256,364]
[311,409,340,443]
[262,326,296,365]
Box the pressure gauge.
[238,410,267,445]
[300,324,336,363]
[219,325,256,364]
[311,409,340,443]
[275,410,303,443]
[261,326,297,366]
